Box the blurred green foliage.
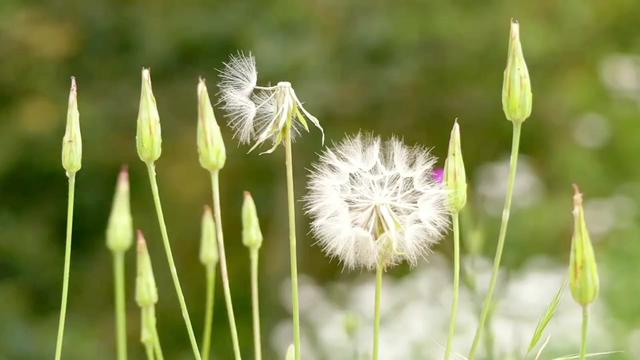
[1,0,639,359]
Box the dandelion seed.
[305,134,450,270]
[218,52,323,153]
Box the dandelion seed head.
[218,53,323,152]
[305,134,450,270]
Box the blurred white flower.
[273,256,621,360]
[573,112,611,149]
[305,134,449,270]
[584,194,636,237]
[218,52,323,153]
[475,156,544,215]
[600,54,640,100]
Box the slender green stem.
[468,122,522,359]
[284,128,302,360]
[250,249,262,360]
[373,263,383,360]
[209,171,242,360]
[114,251,128,360]
[580,306,589,360]
[152,325,165,360]
[144,342,155,360]
[54,174,76,360]
[145,163,202,360]
[142,306,160,360]
[201,263,217,360]
[444,212,461,360]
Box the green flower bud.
[569,185,599,306]
[61,77,82,176]
[136,68,162,164]
[135,231,158,307]
[444,120,467,212]
[285,344,294,360]
[242,191,263,250]
[197,78,226,171]
[106,166,133,253]
[199,205,218,266]
[502,20,532,124]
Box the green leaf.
[526,279,568,355]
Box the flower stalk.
[443,120,467,360]
[198,78,242,359]
[242,192,264,360]
[284,126,302,360]
[55,77,81,360]
[469,19,531,359]
[137,68,201,360]
[107,167,134,360]
[372,263,383,360]
[209,171,242,359]
[199,206,218,360]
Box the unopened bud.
[444,120,467,212]
[199,205,218,266]
[62,77,82,175]
[135,231,158,307]
[502,20,532,124]
[106,166,133,253]
[569,185,599,306]
[136,68,162,164]
[242,192,263,250]
[197,79,226,171]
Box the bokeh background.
[1,0,640,359]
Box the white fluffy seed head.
[218,53,323,153]
[305,134,450,271]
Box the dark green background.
[1,0,639,359]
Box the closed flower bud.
[136,68,162,164]
[61,77,82,176]
[135,231,158,308]
[106,167,133,253]
[242,191,263,250]
[569,185,599,306]
[502,20,532,124]
[197,78,226,171]
[444,120,467,212]
[199,205,218,266]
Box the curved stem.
[145,163,202,360]
[444,212,461,360]
[250,249,262,360]
[284,128,302,360]
[54,174,76,360]
[210,171,242,360]
[114,251,128,360]
[468,123,522,359]
[201,263,216,360]
[373,263,383,360]
[580,306,589,360]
